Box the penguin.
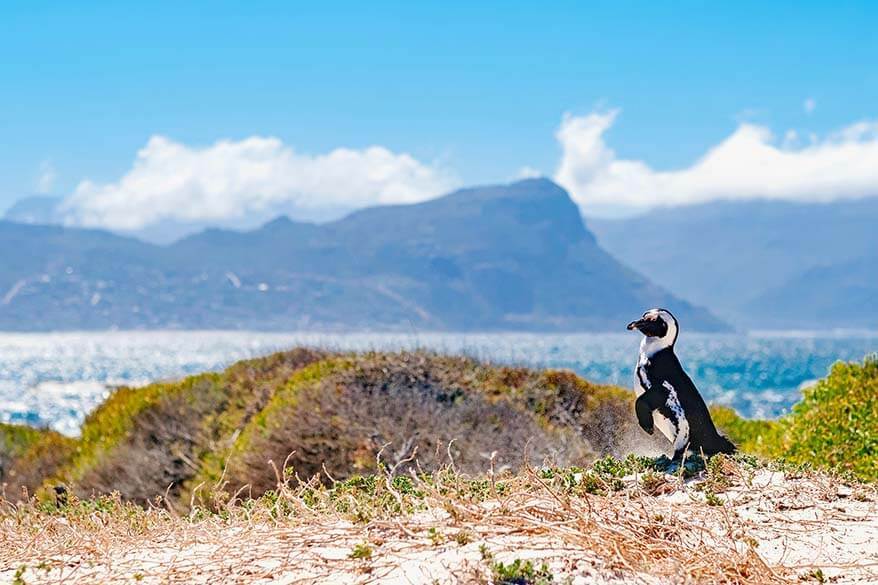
[627,308,735,461]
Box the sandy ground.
[2,469,876,584]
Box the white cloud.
[36,160,56,194]
[803,97,817,114]
[60,136,457,230]
[516,166,543,179]
[554,110,878,213]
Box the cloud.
[60,136,457,230]
[803,97,817,114]
[554,110,878,213]
[36,160,56,194]
[516,166,543,179]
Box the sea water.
[0,330,875,435]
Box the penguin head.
[627,308,679,352]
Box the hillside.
[588,198,878,328]
[0,349,664,505]
[0,179,724,331]
[1,350,876,583]
[2,349,875,503]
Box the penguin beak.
[627,319,642,331]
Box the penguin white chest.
[659,381,690,450]
[635,354,650,396]
[634,354,690,451]
[652,411,677,444]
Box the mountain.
[0,178,725,331]
[2,196,354,245]
[3,195,63,225]
[587,198,878,328]
[746,254,878,329]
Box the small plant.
[428,526,445,546]
[12,566,27,585]
[491,558,554,585]
[454,529,473,545]
[704,453,734,491]
[704,490,723,507]
[591,454,651,478]
[574,472,605,495]
[639,471,668,495]
[349,541,373,560]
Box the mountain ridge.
[0,179,725,332]
[588,197,878,328]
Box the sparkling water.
[0,330,875,435]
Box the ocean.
[1,330,875,435]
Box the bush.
[223,353,634,496]
[8,350,875,508]
[1,423,76,500]
[14,349,636,505]
[771,356,877,481]
[710,405,780,453]
[712,356,877,482]
[46,348,326,505]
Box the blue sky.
[2,1,878,225]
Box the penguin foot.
[652,455,677,473]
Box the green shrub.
[771,357,877,481]
[710,405,781,453]
[1,423,76,499]
[54,374,223,503]
[712,357,877,482]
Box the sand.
[2,467,876,584]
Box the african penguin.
[627,308,735,460]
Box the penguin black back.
[628,308,735,459]
[643,346,735,456]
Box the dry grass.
[2,454,875,584]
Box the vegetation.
[709,405,780,453]
[3,454,872,583]
[491,558,554,585]
[43,348,323,505]
[755,355,877,481]
[1,350,875,509]
[711,355,877,482]
[0,423,76,499]
[348,541,373,560]
[2,349,653,507]
[3,350,876,583]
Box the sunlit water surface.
[0,330,875,435]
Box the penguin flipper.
[635,394,654,434]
